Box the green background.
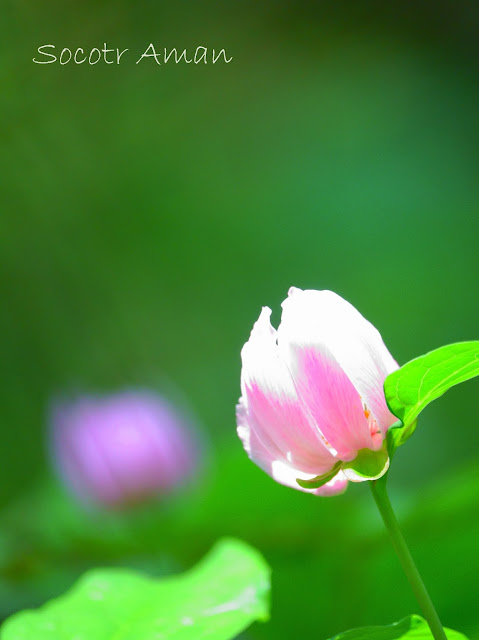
[1,2,478,639]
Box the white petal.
[279,288,399,436]
[238,307,337,476]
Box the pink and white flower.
[236,288,399,496]
[51,390,198,509]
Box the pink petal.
[316,471,348,497]
[279,288,399,437]
[238,307,337,477]
[237,401,342,495]
[279,340,377,459]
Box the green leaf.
[0,538,270,640]
[327,614,469,639]
[296,461,342,489]
[341,445,389,481]
[384,341,479,427]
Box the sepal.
[296,461,343,489]
[341,443,389,482]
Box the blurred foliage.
[1,539,270,640]
[1,1,478,639]
[1,451,478,639]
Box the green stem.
[370,479,447,640]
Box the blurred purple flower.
[50,390,198,509]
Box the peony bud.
[51,390,198,508]
[236,287,399,496]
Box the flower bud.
[51,390,198,509]
[236,287,399,496]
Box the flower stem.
[370,479,447,640]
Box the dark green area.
[1,2,478,639]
